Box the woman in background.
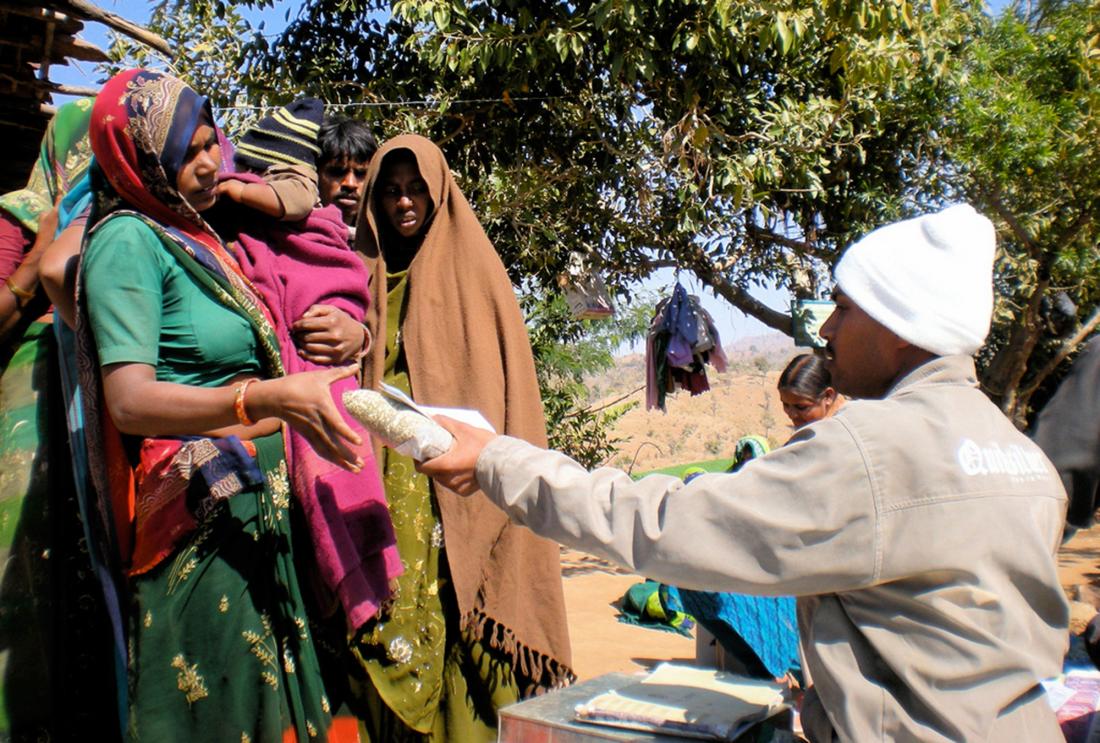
[0,99,119,739]
[676,353,844,684]
[348,134,573,741]
[777,353,843,429]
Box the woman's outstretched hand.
[250,364,364,471]
[416,416,498,495]
[291,304,368,365]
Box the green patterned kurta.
[127,433,332,742]
[346,272,520,742]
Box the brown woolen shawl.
[355,134,573,692]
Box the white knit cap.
[833,204,996,356]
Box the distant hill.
[723,332,802,368]
[584,332,809,473]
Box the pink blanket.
[224,172,401,631]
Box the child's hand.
[292,304,368,365]
[216,180,246,203]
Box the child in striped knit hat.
[217,98,324,221]
[209,100,401,637]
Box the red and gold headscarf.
[89,68,223,257]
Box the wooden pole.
[39,18,55,81]
[51,82,100,97]
[52,36,111,63]
[59,0,171,56]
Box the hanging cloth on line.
[645,282,727,411]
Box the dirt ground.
[559,549,695,680]
[563,522,1100,681]
[1058,524,1100,633]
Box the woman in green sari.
[78,69,364,741]
[0,98,120,738]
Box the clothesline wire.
[212,95,564,115]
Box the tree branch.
[566,384,644,418]
[689,260,792,335]
[1018,303,1100,399]
[984,186,1039,258]
[744,222,816,253]
[59,0,171,56]
[984,278,1048,423]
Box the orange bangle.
[234,377,260,427]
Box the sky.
[49,0,1013,346]
[51,0,1017,95]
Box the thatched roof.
[0,0,169,193]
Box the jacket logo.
[956,438,1050,478]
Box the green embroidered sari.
[0,321,118,738]
[81,214,332,742]
[127,433,332,742]
[0,98,93,233]
[77,69,337,742]
[345,272,520,742]
[0,95,115,739]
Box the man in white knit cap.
[419,204,1069,741]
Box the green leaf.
[432,3,451,30]
[693,125,709,147]
[570,34,584,58]
[776,15,792,55]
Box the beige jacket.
[476,356,1069,742]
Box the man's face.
[319,157,369,226]
[819,290,905,399]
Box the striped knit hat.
[234,97,323,172]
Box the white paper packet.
[343,383,495,461]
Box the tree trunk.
[678,250,795,336]
[982,279,1048,427]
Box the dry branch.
[59,0,170,55]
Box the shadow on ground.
[560,548,632,578]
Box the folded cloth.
[131,435,264,576]
[618,580,695,637]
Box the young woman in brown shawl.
[347,134,573,741]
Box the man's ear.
[892,330,913,352]
[896,337,938,369]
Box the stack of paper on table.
[574,663,788,740]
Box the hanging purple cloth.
[664,283,699,368]
[645,282,727,409]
